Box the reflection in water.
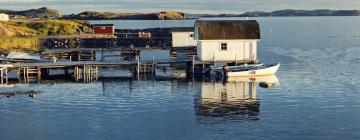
[195,75,279,122]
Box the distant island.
[0,7,60,19]
[1,7,360,21]
[187,9,360,18]
[0,7,185,20]
[63,11,186,20]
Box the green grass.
[0,19,92,54]
[21,19,92,36]
[0,37,41,54]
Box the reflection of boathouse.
[195,79,259,121]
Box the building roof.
[91,24,114,27]
[171,27,194,32]
[195,20,260,40]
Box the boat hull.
[227,63,280,77]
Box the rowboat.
[226,63,280,77]
[205,63,280,77]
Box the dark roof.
[91,24,114,27]
[195,20,260,40]
[171,27,194,32]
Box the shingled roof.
[195,20,260,40]
[171,27,194,32]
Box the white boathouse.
[194,20,261,62]
[0,13,9,21]
[171,27,197,48]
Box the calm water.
[1,17,360,140]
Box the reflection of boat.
[226,63,280,77]
[195,75,279,121]
[226,74,279,84]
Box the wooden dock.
[0,54,257,83]
[0,58,195,82]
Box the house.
[0,13,9,21]
[194,20,260,62]
[171,27,197,48]
[92,24,115,34]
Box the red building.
[92,24,115,34]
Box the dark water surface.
[1,17,360,140]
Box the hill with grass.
[63,11,186,20]
[0,7,60,18]
[0,20,92,53]
[187,9,360,18]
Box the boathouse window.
[101,27,106,30]
[220,43,227,51]
[190,34,194,38]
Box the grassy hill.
[0,7,60,18]
[63,11,186,20]
[0,20,92,54]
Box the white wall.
[0,14,9,21]
[172,32,197,47]
[197,40,258,61]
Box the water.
[1,17,360,140]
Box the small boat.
[212,63,264,71]
[1,52,42,63]
[226,63,280,77]
[205,63,280,77]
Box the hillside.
[63,11,186,20]
[188,9,360,18]
[0,7,60,18]
[0,20,92,53]
[0,20,92,36]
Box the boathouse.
[171,27,197,48]
[92,24,115,34]
[194,20,260,62]
[0,13,9,21]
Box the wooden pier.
[0,50,257,83]
[0,58,197,82]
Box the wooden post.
[83,65,86,81]
[152,56,155,74]
[192,56,195,74]
[18,67,20,78]
[37,67,41,78]
[64,67,69,76]
[78,52,81,61]
[213,54,216,67]
[23,67,26,78]
[136,55,140,75]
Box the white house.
[195,20,261,62]
[171,27,197,48]
[0,13,9,21]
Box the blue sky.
[0,0,359,14]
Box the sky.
[0,0,359,14]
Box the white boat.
[212,63,263,71]
[226,63,280,77]
[6,52,41,60]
